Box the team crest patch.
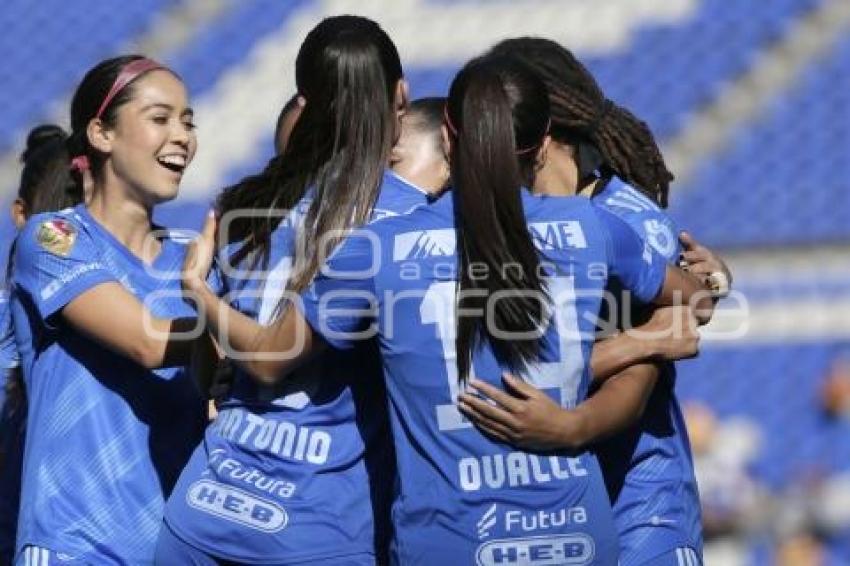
[36,219,77,256]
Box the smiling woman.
[8,56,207,564]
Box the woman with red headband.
[9,55,206,564]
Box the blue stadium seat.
[0,0,176,153]
[585,0,823,138]
[671,34,850,248]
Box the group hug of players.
[0,15,733,566]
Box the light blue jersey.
[299,189,668,565]
[0,289,23,564]
[11,205,205,564]
[592,177,703,565]
[162,171,428,564]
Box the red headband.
[444,106,550,155]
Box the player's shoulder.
[343,192,452,265]
[593,177,666,215]
[149,225,201,271]
[23,205,86,233]
[523,191,602,227]
[19,206,93,257]
[372,170,432,220]
[371,190,448,233]
[593,177,680,259]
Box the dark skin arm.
[460,300,700,451]
[458,364,659,452]
[591,305,699,385]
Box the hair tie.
[70,155,90,173]
[586,99,614,136]
[95,58,165,121]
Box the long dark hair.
[18,124,82,215]
[446,56,550,380]
[216,15,404,291]
[489,37,673,207]
[7,124,85,281]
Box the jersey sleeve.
[296,229,379,351]
[638,211,681,264]
[596,206,667,304]
[13,215,117,323]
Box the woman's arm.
[656,265,715,323]
[189,283,319,384]
[191,330,222,398]
[591,305,699,384]
[182,213,320,384]
[61,282,198,369]
[599,208,715,322]
[16,214,200,370]
[458,365,659,451]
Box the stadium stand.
[671,32,850,249]
[586,0,824,137]
[0,0,176,154]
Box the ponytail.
[18,124,81,217]
[217,16,403,287]
[447,57,550,381]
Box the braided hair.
[446,56,551,380]
[489,37,673,207]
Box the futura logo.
[477,503,498,539]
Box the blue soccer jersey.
[162,170,428,564]
[298,190,668,565]
[10,205,205,564]
[592,177,703,565]
[0,289,23,564]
